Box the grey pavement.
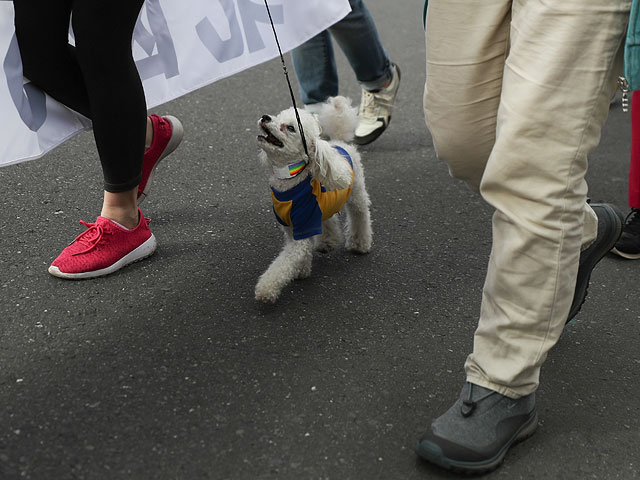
[1,1,639,479]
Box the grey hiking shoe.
[415,383,538,474]
[354,64,400,145]
[567,203,624,323]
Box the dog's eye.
[287,125,296,133]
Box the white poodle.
[255,96,373,303]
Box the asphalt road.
[1,1,639,479]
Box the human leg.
[14,0,142,225]
[329,0,392,91]
[424,0,626,396]
[291,30,338,106]
[469,0,628,396]
[13,0,179,207]
[330,0,398,144]
[291,0,398,142]
[422,0,510,191]
[291,0,392,106]
[12,0,92,116]
[629,91,640,209]
[417,0,629,472]
[612,91,640,258]
[14,0,182,278]
[417,4,524,470]
[71,0,146,196]
[48,0,153,278]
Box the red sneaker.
[137,114,184,205]
[48,209,157,279]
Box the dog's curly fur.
[255,96,373,303]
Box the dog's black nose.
[261,115,271,123]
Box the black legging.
[13,0,146,192]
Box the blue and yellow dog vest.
[271,146,354,240]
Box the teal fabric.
[423,0,427,29]
[626,0,640,91]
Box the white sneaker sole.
[610,247,640,259]
[48,234,157,280]
[137,115,184,206]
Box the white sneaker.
[354,64,401,145]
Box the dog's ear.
[310,139,353,191]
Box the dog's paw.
[314,238,337,253]
[255,281,280,303]
[314,243,334,254]
[345,237,372,254]
[295,263,312,279]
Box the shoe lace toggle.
[461,383,496,417]
[71,220,112,256]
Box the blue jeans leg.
[291,0,392,105]
[331,0,392,91]
[291,30,338,105]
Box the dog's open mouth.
[258,125,284,148]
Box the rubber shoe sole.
[567,203,624,323]
[352,118,390,145]
[415,410,538,475]
[48,234,157,280]
[137,115,184,206]
[610,246,640,259]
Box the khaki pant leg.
[424,0,630,398]
[423,0,512,191]
[466,0,629,398]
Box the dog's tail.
[317,96,358,143]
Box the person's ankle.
[101,207,139,230]
[145,116,154,151]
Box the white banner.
[0,0,351,167]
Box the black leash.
[263,0,310,160]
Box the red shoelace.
[71,221,112,256]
